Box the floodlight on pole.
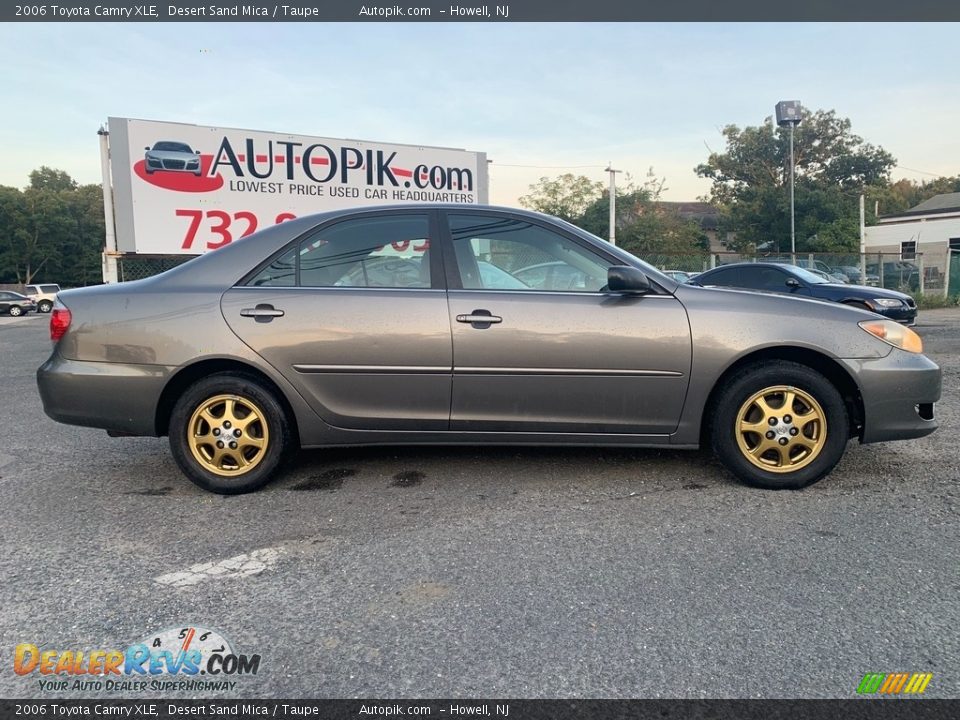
[775,100,802,263]
[605,163,621,245]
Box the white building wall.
[864,214,960,250]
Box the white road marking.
[154,547,282,587]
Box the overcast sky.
[1,22,957,204]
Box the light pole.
[605,163,620,245]
[775,101,802,263]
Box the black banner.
[3,0,960,22]
[1,700,958,720]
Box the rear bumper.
[37,352,173,436]
[840,350,941,443]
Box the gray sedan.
[37,206,941,494]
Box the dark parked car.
[0,291,36,316]
[694,263,917,325]
[866,261,920,292]
[37,207,940,495]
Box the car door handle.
[240,304,285,321]
[456,310,502,325]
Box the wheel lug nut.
[216,440,224,448]
[233,429,242,437]
[789,428,799,436]
[223,421,231,429]
[768,417,778,426]
[229,441,238,449]
[765,431,775,439]
[778,438,788,446]
[783,414,792,423]
[213,428,220,436]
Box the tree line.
[0,168,104,286]
[521,108,958,256]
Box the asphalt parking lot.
[0,308,957,699]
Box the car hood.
[816,283,911,300]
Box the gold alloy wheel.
[187,394,269,477]
[735,385,827,474]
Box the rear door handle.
[456,309,502,327]
[240,304,285,322]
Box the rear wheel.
[169,373,294,494]
[8,305,23,317]
[710,361,849,490]
[38,300,53,313]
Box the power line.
[895,165,944,178]
[492,163,607,169]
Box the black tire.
[8,305,23,317]
[38,300,53,313]
[169,373,294,494]
[710,361,849,490]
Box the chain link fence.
[111,248,959,300]
[116,254,197,282]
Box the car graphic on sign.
[144,141,203,176]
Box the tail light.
[50,300,72,343]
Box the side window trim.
[241,210,443,290]
[438,210,617,294]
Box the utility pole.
[98,125,119,284]
[775,101,802,264]
[605,163,620,245]
[859,193,866,285]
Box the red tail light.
[50,302,72,343]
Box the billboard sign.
[108,117,488,254]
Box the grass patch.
[909,292,960,310]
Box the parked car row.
[0,284,62,316]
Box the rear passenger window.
[247,214,432,289]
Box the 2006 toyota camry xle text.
[37,206,941,494]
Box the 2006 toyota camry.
[37,206,941,494]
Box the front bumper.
[840,350,941,444]
[873,303,917,325]
[37,352,173,436]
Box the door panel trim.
[456,367,683,377]
[294,364,450,374]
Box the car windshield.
[787,265,831,284]
[152,142,193,153]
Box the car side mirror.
[785,277,801,289]
[195,150,201,154]
[144,146,150,151]
[607,266,651,294]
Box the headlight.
[859,320,923,353]
[871,298,903,308]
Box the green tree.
[696,109,896,252]
[0,169,105,285]
[580,172,709,255]
[518,174,604,223]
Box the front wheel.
[169,373,294,494]
[38,300,53,313]
[710,361,849,490]
[8,305,23,317]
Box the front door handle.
[240,304,285,322]
[456,309,502,327]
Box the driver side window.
[448,214,611,292]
